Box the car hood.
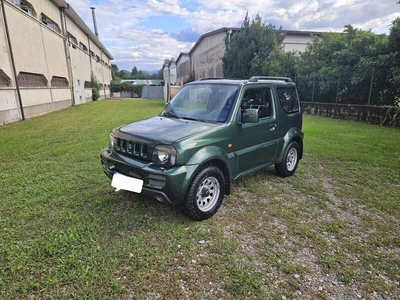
[117,116,219,144]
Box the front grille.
[115,138,149,159]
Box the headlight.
[109,132,115,149]
[153,145,177,167]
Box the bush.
[110,81,143,98]
[91,74,100,101]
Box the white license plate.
[111,172,143,193]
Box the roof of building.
[52,0,113,60]
[188,27,240,56]
[188,27,327,56]
[167,58,176,68]
[176,52,189,64]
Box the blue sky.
[67,0,400,72]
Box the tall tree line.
[223,14,400,106]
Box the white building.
[0,0,113,125]
[175,27,323,84]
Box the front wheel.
[182,166,225,221]
[275,141,300,177]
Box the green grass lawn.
[1,99,399,299]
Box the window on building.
[51,76,69,87]
[96,55,100,62]
[0,69,12,87]
[18,72,47,87]
[67,32,78,45]
[79,42,88,52]
[40,13,60,33]
[99,83,104,88]
[84,81,92,88]
[12,0,36,17]
[89,50,95,57]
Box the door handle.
[269,124,277,131]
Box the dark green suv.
[101,76,303,220]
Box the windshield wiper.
[161,110,180,119]
[181,117,215,123]
[181,116,200,121]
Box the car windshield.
[161,83,240,123]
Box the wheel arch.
[199,158,231,195]
[277,128,304,163]
[292,135,303,159]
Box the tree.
[296,24,394,105]
[131,66,138,76]
[157,68,164,79]
[118,70,131,79]
[91,74,100,101]
[222,13,285,78]
[111,64,120,81]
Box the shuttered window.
[12,0,36,17]
[40,13,60,33]
[18,72,47,87]
[67,32,78,45]
[79,42,88,52]
[0,70,11,87]
[51,76,69,87]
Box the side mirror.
[242,108,259,124]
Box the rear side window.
[277,87,299,114]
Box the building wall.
[176,55,190,86]
[187,30,317,82]
[191,31,226,80]
[169,63,177,86]
[283,34,314,53]
[0,0,112,125]
[0,2,19,124]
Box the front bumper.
[100,148,197,204]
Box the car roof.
[186,77,296,87]
[186,79,246,86]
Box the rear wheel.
[182,166,225,221]
[275,141,300,177]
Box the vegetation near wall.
[223,13,296,79]
[91,74,100,101]
[111,81,143,98]
[224,15,400,106]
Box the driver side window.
[242,88,274,119]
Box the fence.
[302,102,400,128]
[295,67,400,107]
[141,85,163,99]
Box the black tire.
[182,166,225,221]
[275,141,300,177]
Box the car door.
[233,86,278,173]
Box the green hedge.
[111,81,143,98]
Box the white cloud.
[147,0,189,16]
[66,0,400,71]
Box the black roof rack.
[199,77,226,81]
[248,76,293,83]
